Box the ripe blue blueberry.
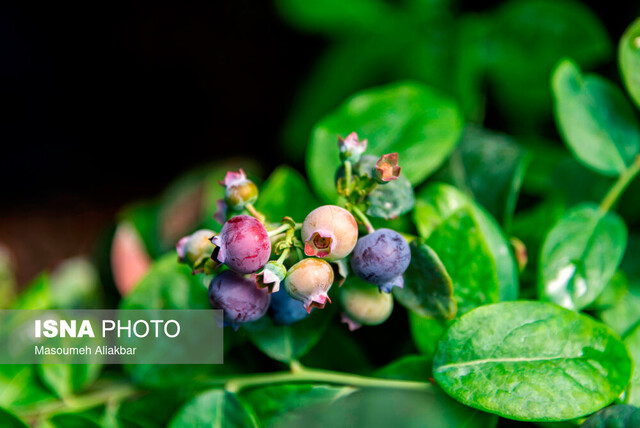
[269,288,310,325]
[350,228,411,293]
[208,270,270,325]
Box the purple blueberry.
[350,228,411,293]
[208,270,270,324]
[211,215,271,274]
[269,289,310,326]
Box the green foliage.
[434,301,632,421]
[620,19,640,108]
[539,204,627,310]
[167,390,257,428]
[393,241,456,319]
[0,408,28,428]
[623,323,640,406]
[255,166,320,222]
[414,183,518,307]
[307,82,463,202]
[552,59,640,176]
[580,405,640,428]
[243,305,334,363]
[239,384,354,427]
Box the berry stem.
[16,382,138,424]
[344,160,353,196]
[599,155,640,213]
[224,363,432,394]
[350,205,375,234]
[245,203,266,223]
[267,223,290,237]
[276,248,290,264]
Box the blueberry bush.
[2,6,640,428]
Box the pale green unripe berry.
[341,278,393,329]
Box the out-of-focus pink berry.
[220,169,258,210]
[211,215,271,274]
[374,153,401,183]
[302,205,358,261]
[284,258,334,312]
[338,132,367,163]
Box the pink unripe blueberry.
[302,205,358,261]
[208,270,270,324]
[284,258,334,312]
[211,215,271,274]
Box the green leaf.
[10,274,51,310]
[433,301,633,422]
[409,314,449,360]
[168,390,256,428]
[374,355,433,381]
[620,19,640,108]
[48,414,103,428]
[0,408,28,428]
[243,304,334,363]
[599,277,640,337]
[118,255,215,388]
[552,59,640,176]
[539,203,627,310]
[271,387,497,428]
[0,365,55,408]
[119,254,209,311]
[393,241,456,319]
[581,404,640,428]
[239,384,354,427]
[623,323,640,406]
[255,166,320,222]
[307,82,463,202]
[38,363,102,398]
[117,389,187,428]
[413,184,517,309]
[437,126,530,229]
[275,0,393,36]
[589,271,629,311]
[487,0,611,130]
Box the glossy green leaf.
[374,355,432,381]
[168,390,256,428]
[239,384,354,427]
[623,323,640,406]
[539,203,627,310]
[273,386,497,428]
[437,126,529,229]
[38,363,103,398]
[255,166,320,222]
[0,365,54,409]
[487,0,611,130]
[589,271,629,311]
[413,183,517,308]
[393,241,456,319]
[434,301,633,421]
[620,19,640,108]
[552,59,640,176]
[243,304,334,363]
[0,408,28,428]
[581,404,640,428]
[307,82,463,202]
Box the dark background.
[0,0,635,285]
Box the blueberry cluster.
[177,132,411,330]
